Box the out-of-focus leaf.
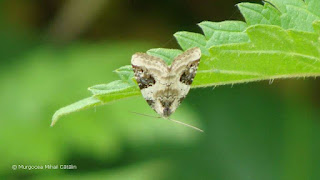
[35,159,172,180]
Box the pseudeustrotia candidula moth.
[131,47,201,118]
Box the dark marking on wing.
[179,60,200,85]
[146,99,154,107]
[132,65,156,89]
[178,97,185,104]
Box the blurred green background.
[1,0,320,179]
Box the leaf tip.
[197,21,206,26]
[173,31,186,38]
[50,122,55,127]
[173,32,179,38]
[51,112,59,127]
[235,2,245,8]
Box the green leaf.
[195,25,320,87]
[147,48,183,65]
[198,21,249,46]
[281,5,320,32]
[239,1,320,32]
[89,80,140,102]
[114,65,133,81]
[51,97,102,126]
[313,20,320,34]
[174,31,209,55]
[305,0,320,17]
[237,2,281,26]
[267,0,305,13]
[52,0,320,126]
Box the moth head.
[151,95,184,118]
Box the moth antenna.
[130,111,203,132]
[130,111,161,119]
[166,117,204,133]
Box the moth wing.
[131,53,169,112]
[170,47,201,85]
[164,47,201,111]
[131,53,169,84]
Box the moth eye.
[179,61,199,85]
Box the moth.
[131,47,202,132]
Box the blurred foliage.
[0,0,320,180]
[0,40,202,178]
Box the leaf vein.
[198,69,263,76]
